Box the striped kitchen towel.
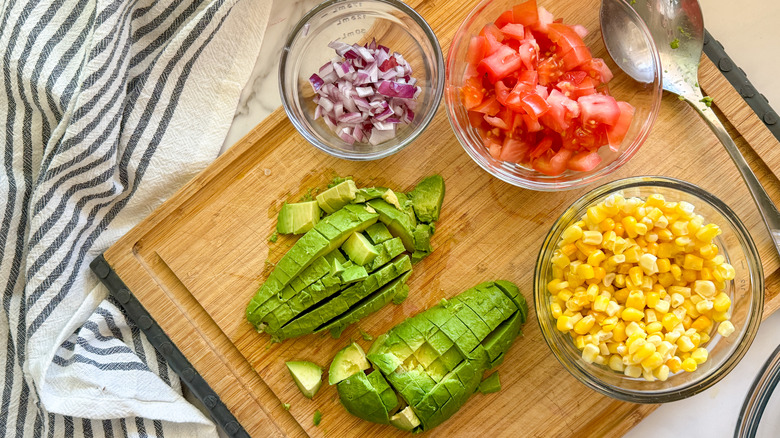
[0,0,270,436]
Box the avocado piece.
[246,206,377,329]
[328,342,370,385]
[413,223,433,253]
[330,258,345,277]
[367,199,415,251]
[276,201,321,235]
[322,272,412,338]
[285,361,323,399]
[353,187,389,203]
[341,232,379,265]
[409,175,445,223]
[381,189,402,210]
[339,265,368,284]
[365,237,405,272]
[316,180,358,214]
[478,372,501,394]
[337,371,391,424]
[389,406,421,432]
[367,352,403,375]
[367,369,399,412]
[364,222,394,245]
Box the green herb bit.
[268,231,279,243]
[670,38,680,49]
[700,96,713,107]
[358,328,373,341]
[282,403,291,411]
[313,410,322,426]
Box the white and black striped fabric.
[0,0,269,436]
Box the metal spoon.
[600,0,780,254]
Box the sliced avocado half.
[329,342,370,385]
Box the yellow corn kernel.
[657,272,675,287]
[624,364,642,378]
[609,354,625,372]
[718,321,735,337]
[681,357,698,372]
[624,246,641,263]
[634,222,648,235]
[625,321,644,337]
[654,299,671,314]
[580,344,599,364]
[638,253,658,276]
[599,218,616,232]
[699,267,714,281]
[670,264,682,281]
[669,293,684,309]
[713,293,731,313]
[693,280,716,298]
[669,285,692,298]
[622,307,644,322]
[574,315,596,335]
[695,298,713,314]
[562,224,584,244]
[622,216,638,238]
[681,269,698,283]
[716,263,736,281]
[612,321,627,342]
[666,356,683,373]
[587,206,608,225]
[682,300,700,319]
[628,266,644,286]
[683,254,704,271]
[645,308,658,323]
[593,295,610,313]
[677,335,695,352]
[662,313,680,332]
[550,302,563,319]
[547,279,569,294]
[655,258,671,274]
[641,352,664,370]
[645,194,665,207]
[656,228,674,242]
[695,224,721,242]
[582,230,603,246]
[654,365,670,381]
[577,263,595,280]
[626,290,646,310]
[561,243,578,257]
[691,347,709,365]
[587,250,606,267]
[633,342,656,362]
[646,291,660,308]
[646,321,663,334]
[699,243,718,259]
[606,300,621,317]
[670,221,689,236]
[574,335,587,350]
[557,315,574,332]
[575,241,598,257]
[614,288,629,304]
[691,315,712,332]
[551,252,571,269]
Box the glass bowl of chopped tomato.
[534,176,764,402]
[280,0,445,160]
[445,0,663,190]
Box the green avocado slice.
[364,222,394,245]
[409,174,445,223]
[277,201,321,235]
[366,369,399,413]
[341,232,379,266]
[366,199,416,252]
[365,238,405,273]
[316,180,358,214]
[478,371,501,394]
[321,272,411,338]
[336,371,391,424]
[389,406,421,432]
[353,187,389,204]
[329,342,370,385]
[338,265,368,284]
[286,361,323,399]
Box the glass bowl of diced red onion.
[280,0,445,160]
[445,0,663,190]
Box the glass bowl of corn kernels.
[534,176,764,403]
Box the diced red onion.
[311,39,420,145]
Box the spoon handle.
[688,98,780,255]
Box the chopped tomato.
[567,151,602,171]
[460,3,635,175]
[478,44,523,82]
[512,0,538,26]
[494,10,515,28]
[579,94,620,126]
[606,101,635,151]
[461,76,485,109]
[500,23,526,40]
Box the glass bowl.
[445,0,663,190]
[534,176,764,403]
[279,0,445,160]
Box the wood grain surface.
[102,0,780,436]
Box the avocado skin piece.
[316,180,358,213]
[276,201,321,235]
[364,222,394,245]
[478,371,501,394]
[245,205,377,329]
[335,280,526,432]
[322,272,412,338]
[270,256,412,340]
[336,371,391,424]
[409,175,445,223]
[366,199,416,252]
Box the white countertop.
[223,0,780,435]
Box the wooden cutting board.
[99,1,780,437]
